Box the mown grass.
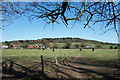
[2,49,79,63]
[102,44,117,49]
[80,49,118,61]
[2,49,118,63]
[50,43,65,47]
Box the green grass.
[2,48,118,76]
[2,49,79,63]
[50,43,65,47]
[2,49,118,63]
[2,49,118,80]
[102,44,117,49]
[80,49,118,61]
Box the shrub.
[41,39,50,47]
[114,46,118,49]
[95,43,102,49]
[64,41,72,49]
[110,46,113,49]
[81,44,85,48]
[53,43,59,49]
[6,43,13,48]
[21,44,28,49]
[74,44,79,49]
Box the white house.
[85,45,94,49]
[0,45,8,49]
[40,45,45,49]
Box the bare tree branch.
[1,2,120,36]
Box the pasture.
[2,49,118,62]
[2,49,119,80]
[2,49,79,63]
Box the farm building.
[40,45,45,49]
[13,45,21,49]
[85,45,94,49]
[27,45,35,49]
[27,45,39,49]
[0,45,8,49]
[34,46,39,49]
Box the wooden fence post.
[54,52,58,65]
[41,55,44,73]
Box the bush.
[95,43,102,49]
[53,43,59,49]
[41,39,50,47]
[64,41,72,49]
[114,46,118,49]
[21,44,28,49]
[110,46,113,49]
[74,44,79,49]
[81,44,85,48]
[7,43,13,48]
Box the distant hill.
[2,37,119,49]
[2,37,118,45]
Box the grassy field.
[2,49,79,63]
[80,49,118,61]
[2,49,119,80]
[30,42,118,49]
[2,49,118,62]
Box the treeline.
[3,37,118,49]
[3,37,114,45]
[4,37,88,45]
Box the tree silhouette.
[1,1,120,36]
